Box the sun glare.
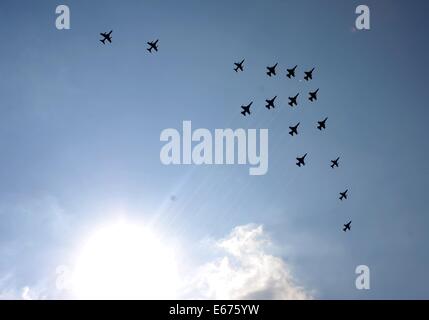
[72,220,180,299]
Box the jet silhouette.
[296,153,307,167]
[265,96,277,109]
[234,59,245,72]
[343,221,352,232]
[339,189,348,200]
[330,157,340,168]
[317,117,328,130]
[289,122,300,136]
[266,63,278,77]
[304,68,315,81]
[288,93,299,107]
[308,89,319,102]
[100,30,112,44]
[331,157,340,168]
[147,39,159,53]
[286,65,297,78]
[241,102,252,116]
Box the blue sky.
[0,0,428,299]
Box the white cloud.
[186,224,312,300]
[1,223,312,300]
[19,284,49,300]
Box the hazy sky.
[0,0,428,299]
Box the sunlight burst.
[72,220,179,299]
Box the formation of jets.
[97,38,352,233]
[233,61,352,232]
[235,64,318,112]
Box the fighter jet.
[234,59,245,72]
[296,153,307,167]
[343,221,352,232]
[241,102,252,116]
[289,122,300,136]
[266,63,278,77]
[288,93,299,107]
[304,68,315,81]
[317,117,328,130]
[308,89,319,102]
[286,65,297,78]
[147,39,159,53]
[265,96,277,109]
[339,189,348,201]
[331,157,340,168]
[100,30,112,44]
